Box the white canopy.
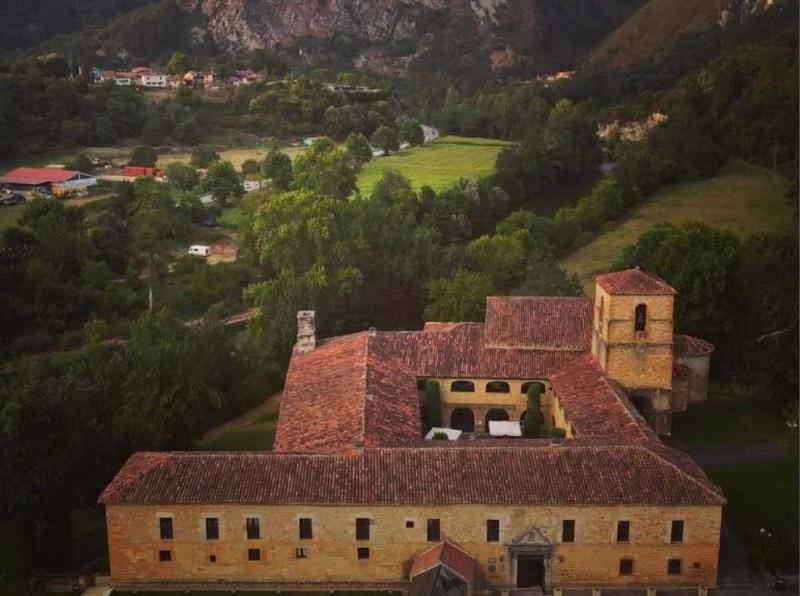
[488,420,522,437]
[424,427,462,441]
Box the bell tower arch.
[591,268,676,434]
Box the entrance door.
[517,554,545,588]
[450,408,475,432]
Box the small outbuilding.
[0,167,97,196]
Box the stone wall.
[106,502,721,589]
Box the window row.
[562,519,684,544]
[619,558,687,576]
[157,547,371,563]
[160,516,447,543]
[447,380,546,394]
[159,517,685,545]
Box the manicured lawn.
[560,159,793,292]
[357,135,512,196]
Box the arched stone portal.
[450,408,475,432]
[485,408,510,423]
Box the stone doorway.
[516,554,545,588]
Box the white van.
[188,245,211,257]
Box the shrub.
[432,431,449,441]
[128,145,157,167]
[523,383,542,438]
[425,380,443,428]
[548,427,567,439]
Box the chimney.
[296,310,316,353]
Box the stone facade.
[106,503,721,589]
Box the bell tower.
[591,268,676,434]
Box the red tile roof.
[410,540,476,582]
[274,332,421,453]
[376,324,585,380]
[673,334,715,357]
[98,447,724,506]
[0,167,81,185]
[595,268,676,295]
[484,296,593,350]
[548,354,659,445]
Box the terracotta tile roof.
[673,334,715,357]
[548,354,659,445]
[410,540,476,582]
[376,325,585,380]
[595,268,676,295]
[484,296,593,350]
[98,447,724,506]
[0,167,81,185]
[274,332,421,453]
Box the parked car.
[188,245,211,257]
[0,193,25,206]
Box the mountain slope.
[589,0,788,67]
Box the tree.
[64,153,93,173]
[523,383,543,438]
[371,125,398,155]
[345,132,373,164]
[190,145,220,168]
[128,145,157,167]
[261,148,293,190]
[292,139,358,200]
[465,234,527,290]
[241,158,261,177]
[203,161,244,207]
[424,270,495,322]
[425,380,442,429]
[164,162,199,191]
[399,120,425,146]
[166,51,189,75]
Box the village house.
[100,269,723,594]
[0,167,97,197]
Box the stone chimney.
[296,310,316,353]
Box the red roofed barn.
[0,167,97,196]
[100,268,722,594]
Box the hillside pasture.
[560,160,793,293]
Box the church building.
[99,268,723,594]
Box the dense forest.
[0,0,797,584]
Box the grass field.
[672,387,799,572]
[357,136,511,196]
[560,159,793,293]
[158,145,309,171]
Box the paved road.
[691,441,786,466]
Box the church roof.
[595,268,677,295]
[98,446,724,506]
[484,296,593,350]
[673,334,715,357]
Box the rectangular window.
[299,518,313,539]
[246,517,260,540]
[248,548,261,561]
[617,520,630,543]
[209,554,217,563]
[205,517,219,540]
[427,518,440,542]
[671,520,684,543]
[159,550,171,562]
[619,558,634,575]
[159,517,173,540]
[486,519,500,542]
[357,547,370,560]
[406,520,415,528]
[295,547,308,559]
[356,518,370,541]
[562,519,575,543]
[668,558,682,575]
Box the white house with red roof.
[0,167,97,197]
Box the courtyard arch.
[450,408,475,432]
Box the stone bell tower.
[591,268,676,434]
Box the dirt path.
[201,392,282,443]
